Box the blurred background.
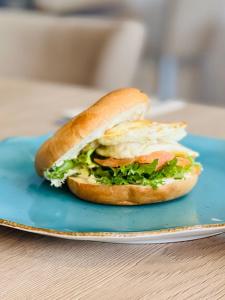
[0,0,225,107]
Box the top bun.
[35,88,149,176]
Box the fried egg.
[98,120,187,146]
[96,142,199,159]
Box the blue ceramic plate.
[0,134,225,244]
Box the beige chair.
[0,10,145,90]
[160,0,224,102]
[35,0,121,14]
[201,16,225,106]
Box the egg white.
[96,142,199,159]
[98,120,187,146]
[95,120,198,159]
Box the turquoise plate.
[0,134,225,244]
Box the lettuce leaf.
[74,147,97,169]
[44,147,96,181]
[44,160,76,180]
[45,147,199,189]
[91,158,195,189]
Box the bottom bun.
[67,172,199,205]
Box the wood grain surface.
[1,78,225,300]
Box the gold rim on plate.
[1,218,225,238]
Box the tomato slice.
[176,157,191,167]
[94,151,175,169]
[94,157,134,167]
[136,151,175,169]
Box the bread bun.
[67,169,199,205]
[35,88,148,176]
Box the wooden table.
[1,78,225,300]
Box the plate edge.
[1,218,225,238]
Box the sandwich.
[35,88,201,205]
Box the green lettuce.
[91,157,195,189]
[45,147,199,189]
[44,147,97,181]
[44,160,76,180]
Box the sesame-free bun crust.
[35,88,148,176]
[67,170,199,206]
